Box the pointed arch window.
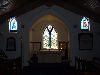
[43,25,58,50]
[9,17,18,32]
[81,17,90,31]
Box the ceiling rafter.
[0,0,100,24]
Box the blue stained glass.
[9,17,18,32]
[81,17,90,31]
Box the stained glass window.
[81,17,90,31]
[43,25,58,49]
[9,17,18,32]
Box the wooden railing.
[29,41,68,52]
[75,56,100,75]
[75,57,100,72]
[75,56,93,72]
[92,57,100,71]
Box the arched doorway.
[29,14,70,63]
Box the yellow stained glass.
[43,25,58,49]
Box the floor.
[23,63,78,75]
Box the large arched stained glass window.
[43,25,58,49]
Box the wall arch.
[20,5,81,66]
[29,14,69,49]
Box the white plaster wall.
[0,5,99,66]
[18,5,100,66]
[18,5,72,66]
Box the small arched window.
[6,37,16,51]
[9,17,18,32]
[81,17,90,31]
[43,25,58,50]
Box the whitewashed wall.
[18,5,100,66]
[0,5,100,67]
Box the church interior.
[0,0,100,75]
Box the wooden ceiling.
[0,0,100,23]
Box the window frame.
[8,17,18,32]
[42,25,59,51]
[81,17,90,31]
[6,37,16,51]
